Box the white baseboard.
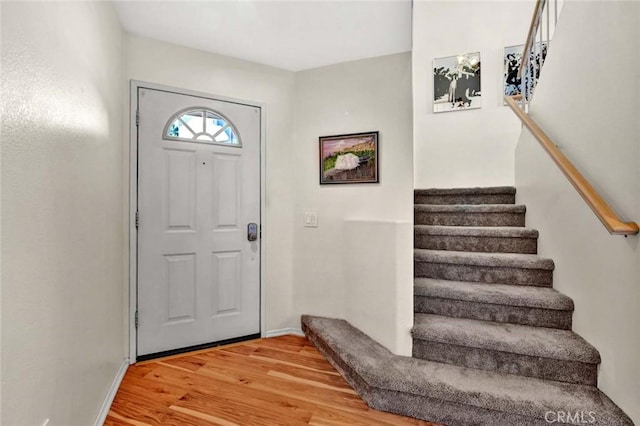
[265,327,305,338]
[94,358,129,426]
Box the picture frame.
[319,131,379,184]
[504,42,548,102]
[433,52,481,113]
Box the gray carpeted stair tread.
[302,315,632,425]
[415,187,516,196]
[415,204,526,227]
[414,278,573,310]
[414,188,516,206]
[414,225,538,254]
[415,204,526,213]
[412,314,600,364]
[414,249,554,270]
[414,225,538,238]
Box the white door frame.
[128,80,267,363]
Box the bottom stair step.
[301,315,633,426]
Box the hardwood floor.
[106,335,437,425]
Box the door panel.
[212,251,242,315]
[137,87,260,357]
[165,253,196,323]
[165,148,196,231]
[212,153,241,228]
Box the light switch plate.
[304,212,318,228]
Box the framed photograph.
[504,42,548,102]
[433,52,481,113]
[319,131,379,184]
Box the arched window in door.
[164,108,241,146]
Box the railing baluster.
[539,12,543,47]
[519,0,558,109]
[546,0,550,46]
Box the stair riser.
[414,234,537,254]
[412,340,597,386]
[414,261,554,287]
[304,322,376,396]
[415,212,525,227]
[415,193,516,205]
[414,296,572,329]
[370,389,550,426]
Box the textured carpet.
[302,315,633,425]
[414,278,574,329]
[412,314,599,385]
[301,186,634,425]
[414,186,516,205]
[414,225,539,254]
[414,204,526,227]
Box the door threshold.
[136,333,261,362]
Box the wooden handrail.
[505,95,639,236]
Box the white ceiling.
[114,1,412,72]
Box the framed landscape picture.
[319,131,379,184]
[433,52,481,113]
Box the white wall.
[292,52,414,354]
[515,2,640,422]
[125,40,415,351]
[344,220,413,355]
[125,35,298,333]
[1,2,125,425]
[412,1,534,188]
[0,4,4,421]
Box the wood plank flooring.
[106,335,437,426]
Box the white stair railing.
[518,0,563,111]
[505,0,639,236]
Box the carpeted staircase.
[301,187,633,425]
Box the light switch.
[304,212,318,228]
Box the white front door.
[137,87,261,358]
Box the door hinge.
[135,110,140,126]
[135,210,140,228]
[135,310,139,329]
[259,224,262,239]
